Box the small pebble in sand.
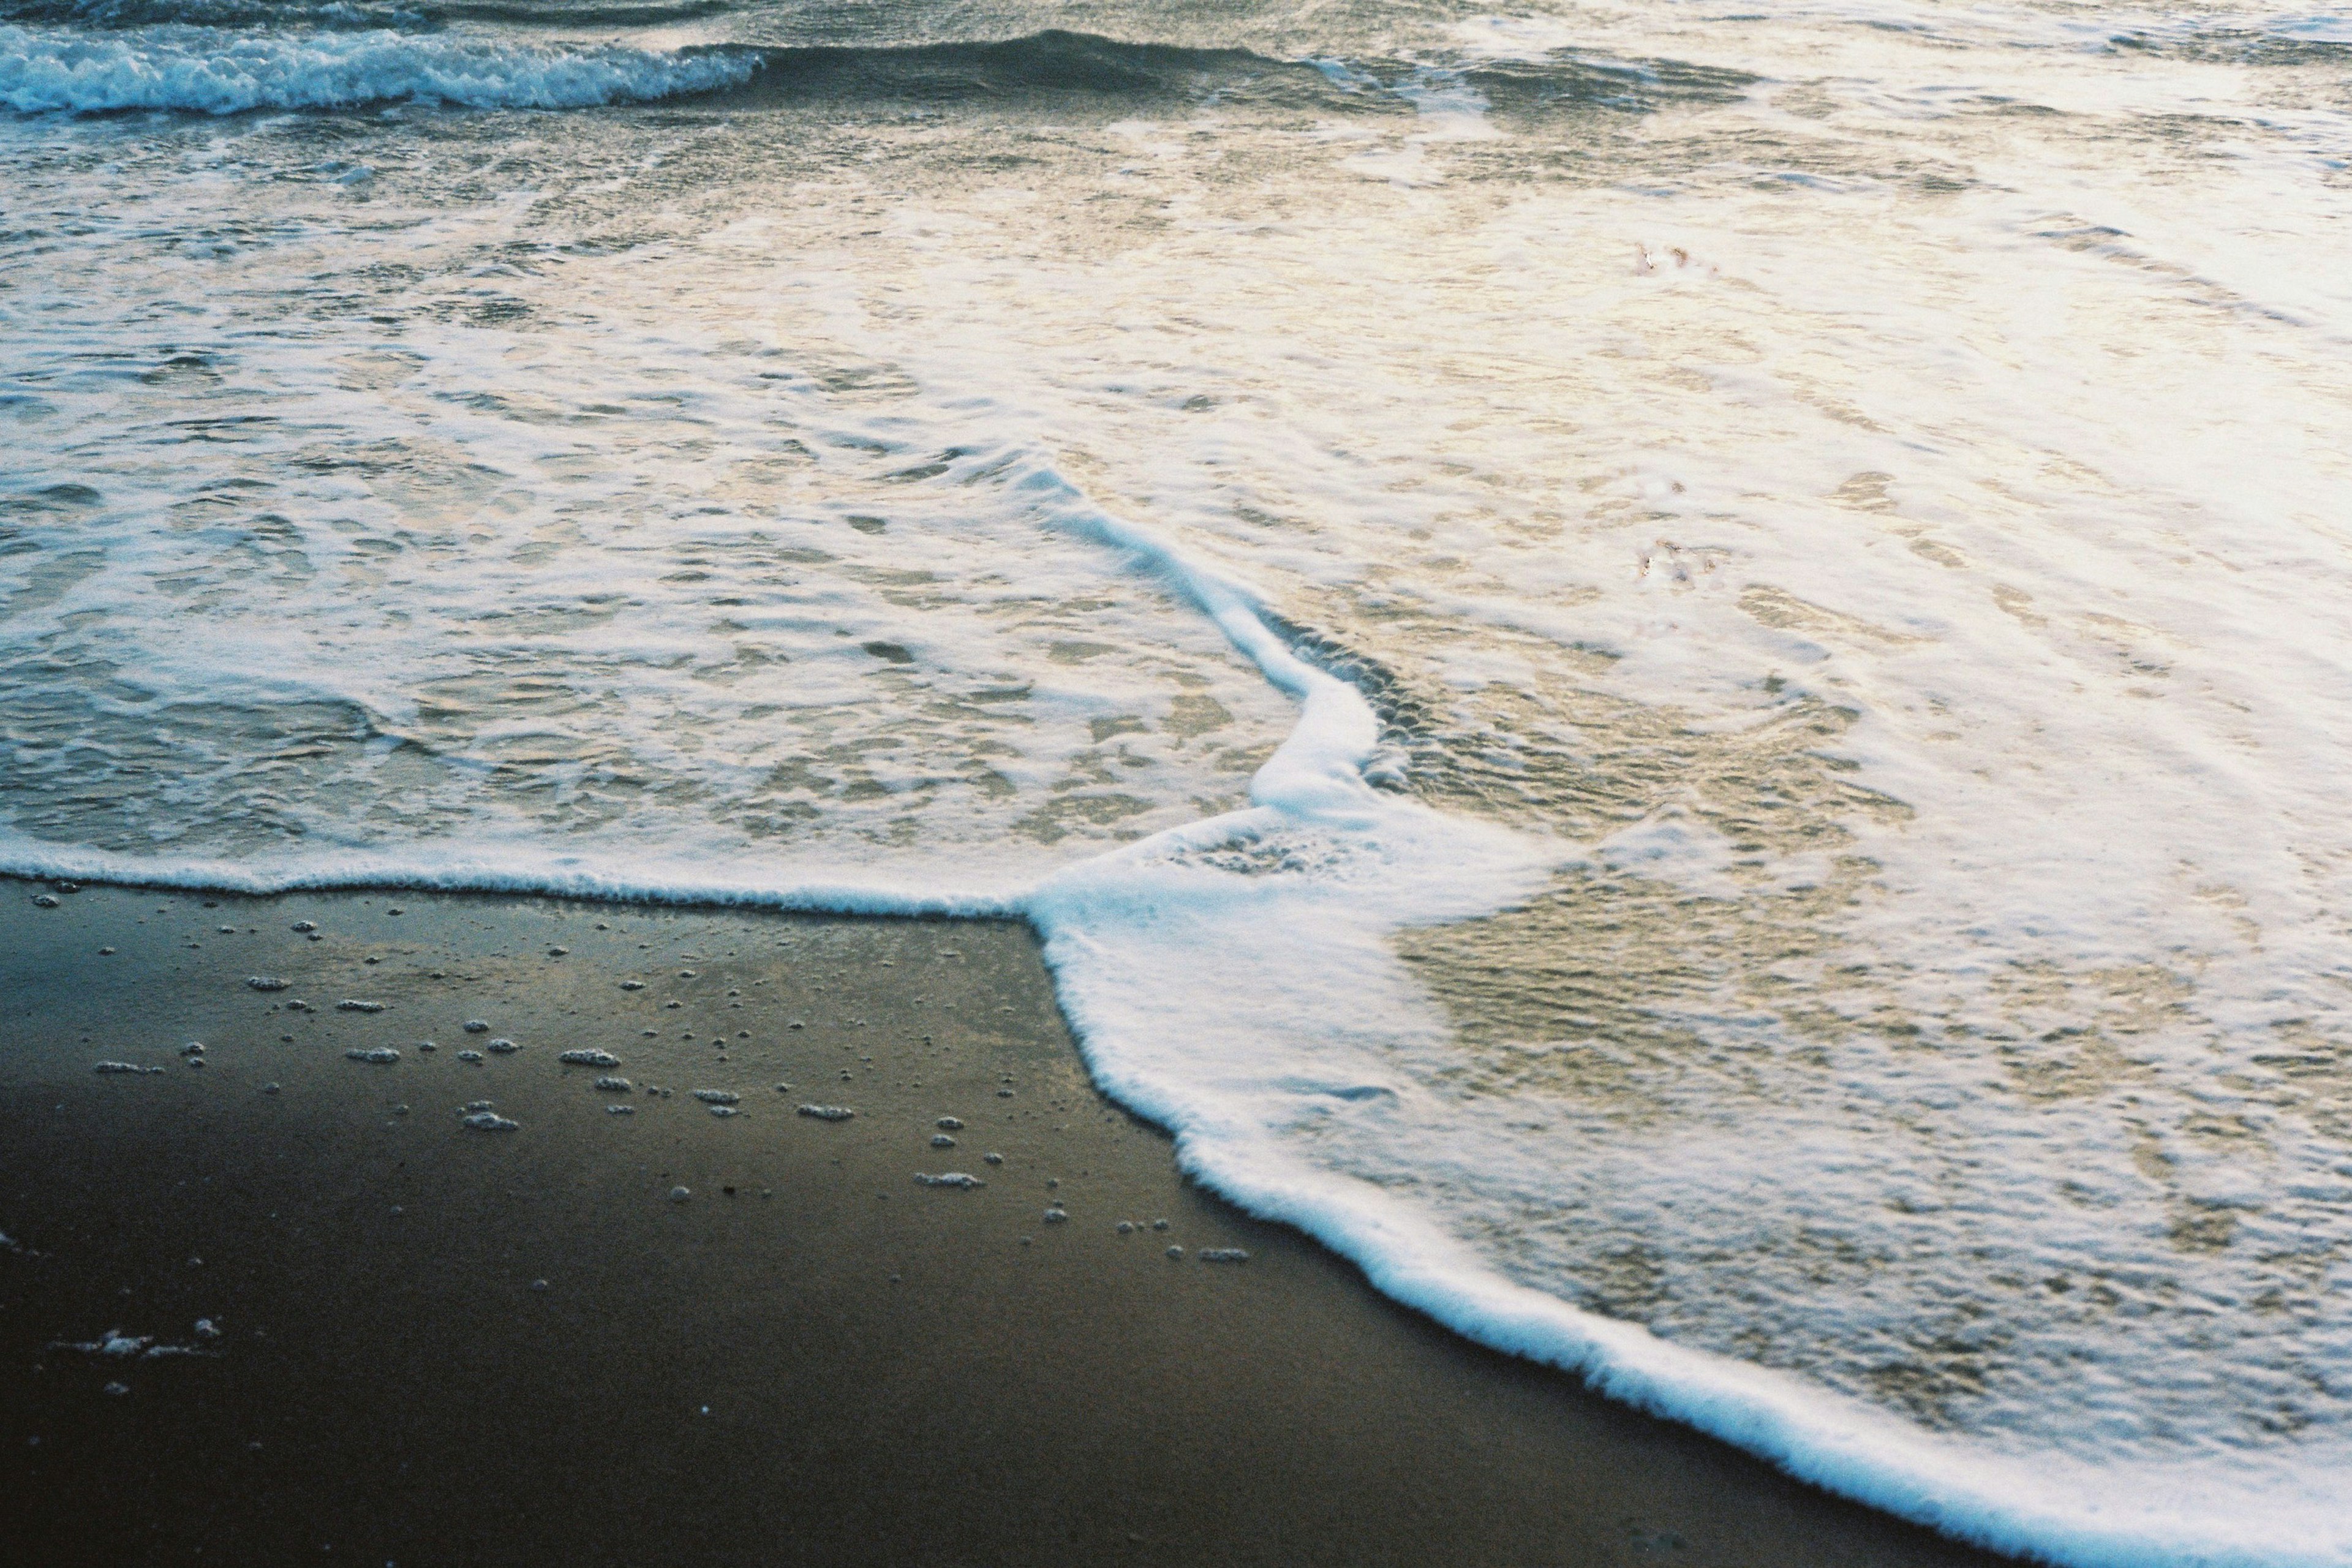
[1116,1221,1134,1234]
[936,1117,964,1131]
[594,1076,632,1093]
[345,1047,399,1064]
[194,1319,220,1340]
[914,1173,984,1189]
[788,1020,805,1030]
[558,1049,620,1068]
[1166,1246,1185,1261]
[263,1083,279,1094]
[1152,1219,1169,1231]
[774,1083,793,1093]
[394,1105,410,1116]
[31,894,58,908]
[997,1087,1015,1098]
[337,1000,387,1014]
[1042,1207,1068,1224]
[531,1279,548,1291]
[462,1110,518,1132]
[608,1105,635,1115]
[98,947,115,955]
[388,907,403,916]
[102,1382,129,1397]
[418,1041,437,1053]
[668,1186,692,1202]
[797,1104,854,1121]
[1199,1249,1250,1264]
[217,925,235,935]
[486,1038,519,1055]
[621,981,645,991]
[642,1030,657,1038]
[94,1061,163,1076]
[462,1020,489,1033]
[187,1057,206,1069]
[291,922,316,933]
[677,970,697,979]
[179,1042,205,1057]
[708,1106,739,1118]
[246,977,290,992]
[456,1050,483,1063]
[692,1090,739,1105]
[548,947,568,957]
[466,1100,494,1112]
[931,1134,956,1148]
[55,881,78,894]
[984,1152,1003,1165]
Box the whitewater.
[6,0,2352,1561]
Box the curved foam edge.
[0,839,1020,919]
[6,475,2345,1568]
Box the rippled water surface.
[6,2,2352,1561]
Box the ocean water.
[6,1,2351,1559]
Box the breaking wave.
[0,23,759,111]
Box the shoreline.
[0,872,2010,1566]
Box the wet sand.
[0,875,2012,1568]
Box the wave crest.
[0,23,757,113]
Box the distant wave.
[0,21,1758,118]
[0,23,760,111]
[734,30,1287,102]
[0,0,737,30]
[0,25,1309,115]
[0,0,430,29]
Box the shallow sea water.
[5,2,2352,1562]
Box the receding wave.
[0,23,759,111]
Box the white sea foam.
[0,24,755,114]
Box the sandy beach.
[0,874,2011,1566]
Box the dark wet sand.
[0,875,2013,1568]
